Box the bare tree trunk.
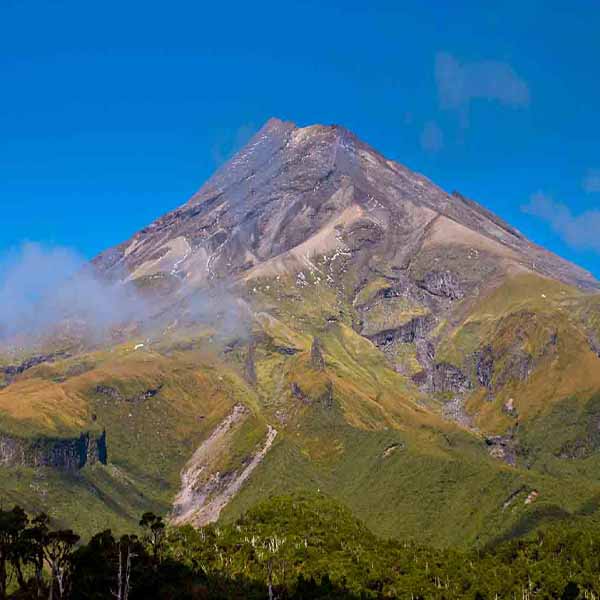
[56,567,65,599]
[124,545,132,600]
[116,542,123,600]
[48,570,54,600]
[35,560,44,599]
[114,539,135,600]
[267,558,274,600]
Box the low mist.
[0,242,251,348]
[0,242,147,342]
[183,284,251,341]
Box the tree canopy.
[1,493,599,598]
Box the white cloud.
[0,242,148,340]
[435,52,530,123]
[522,192,600,253]
[583,169,600,193]
[0,242,250,344]
[420,121,444,153]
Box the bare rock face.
[95,384,162,403]
[93,118,598,295]
[431,363,471,395]
[1,351,71,387]
[496,351,533,388]
[367,314,436,348]
[0,431,107,471]
[464,333,537,399]
[474,346,495,393]
[417,271,464,300]
[95,385,122,401]
[485,433,518,466]
[415,339,435,370]
[319,381,334,409]
[588,334,600,358]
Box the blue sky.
[1,0,599,277]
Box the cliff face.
[0,430,107,471]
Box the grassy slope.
[1,268,600,547]
[222,397,600,547]
[218,273,600,547]
[0,342,265,535]
[436,274,600,433]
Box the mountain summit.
[94,118,597,293]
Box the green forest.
[1,493,599,599]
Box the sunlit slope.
[435,274,600,435]
[1,268,600,545]
[0,342,266,534]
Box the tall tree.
[43,529,80,600]
[113,535,138,600]
[0,506,27,600]
[27,513,50,598]
[139,513,165,566]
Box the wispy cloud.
[0,242,148,340]
[435,52,530,124]
[0,242,251,345]
[583,169,600,193]
[522,192,600,253]
[420,121,444,153]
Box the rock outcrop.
[417,270,464,300]
[1,351,71,387]
[474,346,495,394]
[0,430,107,471]
[588,334,600,358]
[94,384,162,402]
[367,314,436,348]
[431,362,471,395]
[485,433,517,466]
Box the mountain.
[1,118,600,546]
[95,117,596,290]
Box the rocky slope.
[1,118,600,544]
[94,118,596,292]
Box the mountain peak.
[261,116,296,132]
[94,120,598,292]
